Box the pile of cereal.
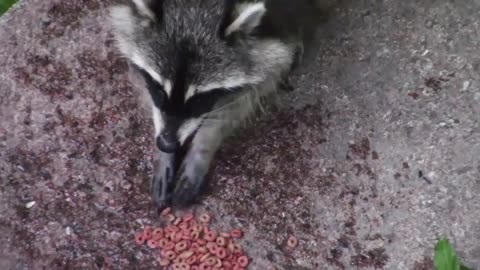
[134,208,250,270]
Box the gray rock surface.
[1,0,479,269]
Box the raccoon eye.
[184,89,230,118]
[134,66,167,108]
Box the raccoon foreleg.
[279,43,304,93]
[151,151,176,208]
[172,124,226,206]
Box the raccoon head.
[110,0,295,153]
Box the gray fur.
[109,0,325,207]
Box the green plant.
[0,0,17,16]
[434,238,473,270]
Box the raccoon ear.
[222,2,267,37]
[130,0,163,21]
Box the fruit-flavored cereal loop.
[146,239,158,249]
[160,207,171,216]
[134,211,251,268]
[136,231,146,243]
[152,228,164,239]
[198,213,211,223]
[230,229,243,239]
[287,235,298,248]
[238,255,250,267]
[204,230,217,242]
[143,227,153,239]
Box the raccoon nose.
[157,130,179,153]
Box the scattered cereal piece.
[214,257,222,268]
[216,236,226,247]
[143,227,153,240]
[238,256,249,267]
[206,242,218,254]
[147,239,158,249]
[164,241,175,250]
[179,262,190,270]
[166,214,176,223]
[230,229,243,239]
[183,213,194,222]
[134,211,251,269]
[135,233,145,245]
[287,235,298,248]
[157,238,168,248]
[173,217,183,226]
[152,228,164,240]
[160,207,172,216]
[205,256,217,266]
[187,255,197,265]
[179,250,194,259]
[175,241,189,253]
[159,258,171,266]
[223,261,232,269]
[179,222,189,230]
[232,244,243,255]
[204,230,217,242]
[199,213,211,223]
[216,247,227,259]
[174,232,183,242]
[220,232,231,238]
[165,250,177,260]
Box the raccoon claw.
[151,152,176,208]
[172,166,207,207]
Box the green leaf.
[0,0,17,16]
[434,239,460,270]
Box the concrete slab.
[0,0,479,269]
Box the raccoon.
[109,0,327,208]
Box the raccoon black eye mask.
[137,64,237,207]
[109,0,325,209]
[136,64,236,206]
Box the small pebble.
[462,80,471,91]
[26,201,36,209]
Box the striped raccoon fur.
[109,0,327,208]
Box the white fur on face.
[178,118,203,145]
[164,79,173,97]
[185,85,197,101]
[110,5,136,57]
[110,4,166,90]
[225,2,267,36]
[184,73,263,103]
[131,53,164,84]
[152,105,164,137]
[132,0,156,20]
[197,74,262,92]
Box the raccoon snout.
[156,130,179,153]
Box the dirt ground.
[1,0,480,269]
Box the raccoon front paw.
[172,160,209,207]
[151,152,176,209]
